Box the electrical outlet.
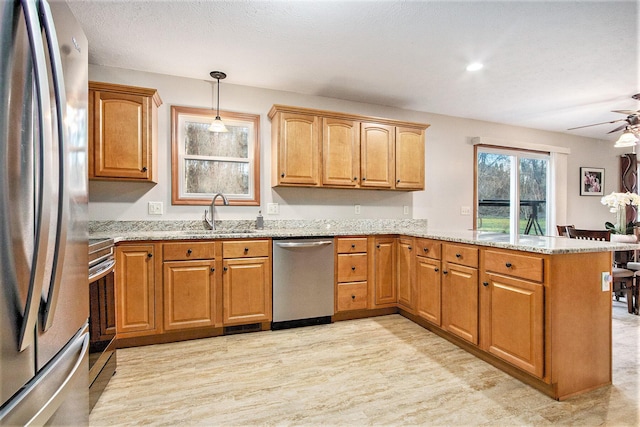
[267,203,279,215]
[460,206,471,215]
[403,205,409,215]
[148,201,163,215]
[354,205,361,215]
[601,272,611,292]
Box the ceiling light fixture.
[208,71,228,133]
[613,127,639,148]
[466,62,483,72]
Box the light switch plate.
[403,205,409,215]
[460,206,471,215]
[354,205,361,215]
[148,201,163,215]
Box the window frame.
[474,144,551,236]
[171,106,260,206]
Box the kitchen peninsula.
[91,219,635,401]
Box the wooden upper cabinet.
[89,81,162,182]
[271,111,320,186]
[360,122,395,189]
[395,127,425,190]
[269,105,429,191]
[322,118,360,187]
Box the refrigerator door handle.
[18,0,54,352]
[0,328,89,426]
[38,0,69,331]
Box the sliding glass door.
[476,147,549,235]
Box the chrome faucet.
[204,193,229,230]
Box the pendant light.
[208,71,228,132]
[614,127,639,148]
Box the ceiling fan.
[567,93,640,135]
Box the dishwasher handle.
[275,240,333,248]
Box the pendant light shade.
[208,71,228,133]
[614,127,639,148]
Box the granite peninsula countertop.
[89,219,640,255]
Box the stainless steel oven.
[88,238,116,411]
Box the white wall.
[88,65,627,231]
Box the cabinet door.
[442,262,478,344]
[223,257,272,325]
[395,127,425,190]
[482,274,544,378]
[115,245,156,336]
[163,260,216,331]
[373,237,397,306]
[416,256,441,325]
[276,112,320,185]
[322,118,360,187]
[397,237,415,311]
[360,122,394,188]
[91,90,151,180]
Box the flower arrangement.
[600,191,640,234]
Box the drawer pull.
[281,173,285,178]
[376,244,380,249]
[363,177,367,181]
[408,246,412,251]
[141,166,148,172]
[351,295,356,300]
[353,177,358,181]
[223,266,228,272]
[434,268,439,272]
[443,270,448,275]
[147,253,153,258]
[244,247,249,253]
[423,247,429,253]
[210,267,215,273]
[483,281,489,287]
[351,244,356,248]
[351,266,356,271]
[455,253,461,258]
[505,262,512,268]
[187,249,192,255]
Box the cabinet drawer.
[337,238,367,254]
[223,240,270,258]
[484,250,544,283]
[443,244,478,268]
[337,253,368,282]
[163,242,215,261]
[416,238,441,260]
[337,282,368,311]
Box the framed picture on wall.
[580,167,604,196]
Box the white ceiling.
[66,0,639,141]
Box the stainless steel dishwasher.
[272,238,334,329]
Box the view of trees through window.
[477,148,548,235]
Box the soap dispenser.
[256,210,264,230]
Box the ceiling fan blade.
[611,110,640,115]
[607,124,628,134]
[567,118,626,130]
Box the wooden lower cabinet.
[397,237,415,311]
[372,237,397,307]
[337,282,368,311]
[115,244,157,337]
[163,260,216,331]
[481,273,544,378]
[222,257,272,325]
[442,262,478,345]
[416,256,441,325]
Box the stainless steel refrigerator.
[1,0,89,424]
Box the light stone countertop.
[89,219,640,255]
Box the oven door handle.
[88,259,116,282]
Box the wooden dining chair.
[556,225,575,237]
[567,228,635,313]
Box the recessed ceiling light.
[466,62,483,72]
